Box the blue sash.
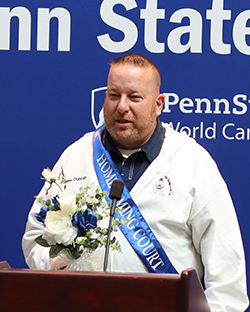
[93,125,177,274]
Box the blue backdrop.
[0,0,249,307]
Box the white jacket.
[22,123,249,312]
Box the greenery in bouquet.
[34,168,126,260]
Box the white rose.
[43,210,77,246]
[42,168,57,183]
[58,190,77,215]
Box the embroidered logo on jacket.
[150,173,172,197]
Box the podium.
[0,261,210,312]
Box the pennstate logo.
[91,86,107,129]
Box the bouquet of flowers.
[34,168,125,269]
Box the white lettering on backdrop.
[0,7,71,51]
[97,0,250,55]
[0,1,250,54]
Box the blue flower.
[35,207,49,223]
[73,208,97,235]
[52,196,60,211]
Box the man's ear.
[156,93,165,116]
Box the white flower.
[43,210,77,245]
[86,195,99,205]
[75,236,87,244]
[58,190,77,215]
[42,168,57,183]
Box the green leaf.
[37,196,44,203]
[94,226,102,234]
[45,199,51,207]
[87,241,99,249]
[34,235,50,247]
[49,244,65,258]
[70,248,83,260]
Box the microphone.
[103,179,124,272]
[109,179,125,216]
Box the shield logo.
[91,86,107,129]
[156,177,164,190]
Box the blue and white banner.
[93,125,177,273]
[0,1,249,308]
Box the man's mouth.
[116,119,131,124]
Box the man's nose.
[117,96,129,114]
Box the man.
[22,54,248,312]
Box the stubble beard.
[107,122,139,145]
[104,111,157,148]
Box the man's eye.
[109,93,119,98]
[131,95,142,101]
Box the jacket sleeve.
[188,148,249,312]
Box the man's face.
[103,64,164,150]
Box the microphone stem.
[103,199,117,272]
